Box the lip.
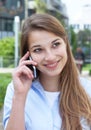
[44,60,60,69]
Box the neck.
[39,74,60,92]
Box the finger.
[12,65,34,79]
[20,51,30,62]
[19,60,37,67]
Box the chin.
[46,71,61,77]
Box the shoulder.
[79,77,91,97]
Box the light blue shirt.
[3,77,91,130]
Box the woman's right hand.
[12,51,37,99]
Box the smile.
[45,60,60,69]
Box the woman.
[3,13,91,130]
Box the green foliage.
[35,0,47,13]
[83,64,91,71]
[83,64,91,76]
[77,29,91,45]
[89,69,91,76]
[70,26,77,55]
[0,37,14,57]
[76,29,91,56]
[0,73,12,109]
[0,37,15,67]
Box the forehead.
[28,30,64,46]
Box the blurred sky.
[62,0,91,23]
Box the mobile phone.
[27,57,37,79]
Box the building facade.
[0,0,24,38]
[0,0,68,39]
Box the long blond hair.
[20,13,91,130]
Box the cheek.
[59,46,68,62]
[32,55,43,64]
[58,46,67,56]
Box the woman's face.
[28,30,67,78]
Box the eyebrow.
[51,38,60,43]
[30,38,60,49]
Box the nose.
[44,50,55,61]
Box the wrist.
[13,93,27,105]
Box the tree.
[76,29,91,55]
[34,0,65,25]
[35,0,47,13]
[69,26,77,55]
[0,37,15,67]
[77,29,90,45]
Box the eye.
[53,42,61,48]
[33,48,43,53]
